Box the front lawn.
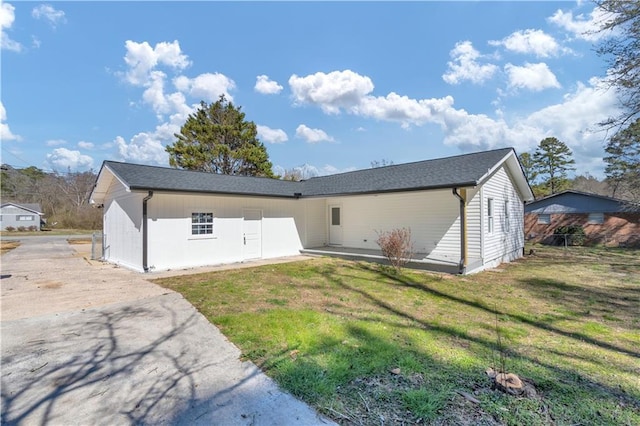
[154,246,640,425]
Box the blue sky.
[1,1,619,178]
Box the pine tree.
[166,96,274,177]
[532,137,576,195]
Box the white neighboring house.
[0,203,44,231]
[90,148,534,274]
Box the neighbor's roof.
[91,148,533,203]
[0,202,43,214]
[525,190,639,214]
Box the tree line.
[1,165,101,230]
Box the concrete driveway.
[1,235,333,425]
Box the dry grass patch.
[1,240,20,255]
[154,246,640,425]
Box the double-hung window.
[487,198,494,233]
[537,214,551,224]
[16,215,34,221]
[191,212,213,235]
[588,213,604,224]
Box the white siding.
[0,205,41,230]
[103,180,144,271]
[480,166,525,268]
[324,189,462,263]
[145,193,305,272]
[304,198,327,247]
[466,187,482,262]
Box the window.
[588,213,604,224]
[537,214,551,224]
[487,198,494,233]
[503,201,511,233]
[191,212,213,235]
[331,207,341,226]
[16,215,34,221]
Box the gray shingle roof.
[102,148,515,198]
[0,203,43,214]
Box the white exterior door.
[243,209,262,260]
[329,205,342,245]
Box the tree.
[166,96,274,177]
[604,117,640,201]
[371,159,394,168]
[595,1,640,126]
[518,152,538,184]
[533,137,576,195]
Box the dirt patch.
[40,281,63,289]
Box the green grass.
[154,245,640,425]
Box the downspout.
[452,188,467,274]
[142,191,154,272]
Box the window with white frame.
[537,214,551,224]
[588,212,604,224]
[191,212,213,235]
[487,198,494,233]
[504,200,510,232]
[16,215,34,221]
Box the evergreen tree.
[604,118,640,201]
[533,137,575,195]
[166,96,274,177]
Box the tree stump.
[486,368,537,397]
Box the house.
[90,147,534,274]
[525,190,640,247]
[0,203,44,231]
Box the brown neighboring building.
[525,190,640,247]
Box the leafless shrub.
[375,228,414,273]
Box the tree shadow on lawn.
[299,263,640,423]
[342,263,640,359]
[0,302,209,425]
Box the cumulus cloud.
[442,41,499,85]
[295,124,335,143]
[78,141,94,149]
[46,148,94,171]
[548,6,610,41]
[255,75,283,95]
[173,73,235,102]
[46,139,67,146]
[124,40,191,86]
[1,2,22,52]
[355,93,455,128]
[32,4,67,28]
[257,125,288,144]
[489,29,569,57]
[289,70,374,114]
[0,101,21,141]
[504,62,561,91]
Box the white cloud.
[114,134,168,165]
[489,29,569,58]
[45,139,67,146]
[173,73,235,102]
[504,62,561,91]
[442,41,498,85]
[548,6,610,42]
[255,75,283,95]
[289,70,374,114]
[123,40,191,86]
[1,2,22,52]
[46,148,94,171]
[78,141,94,149]
[295,124,335,143]
[32,4,67,28]
[355,93,455,128]
[0,101,21,141]
[257,125,288,144]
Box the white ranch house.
[0,203,44,231]
[90,148,534,274]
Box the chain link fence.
[91,232,104,260]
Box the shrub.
[28,225,37,231]
[17,226,26,232]
[376,227,414,273]
[5,226,15,232]
[554,225,586,246]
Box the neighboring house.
[525,190,640,247]
[0,203,44,231]
[90,147,534,274]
